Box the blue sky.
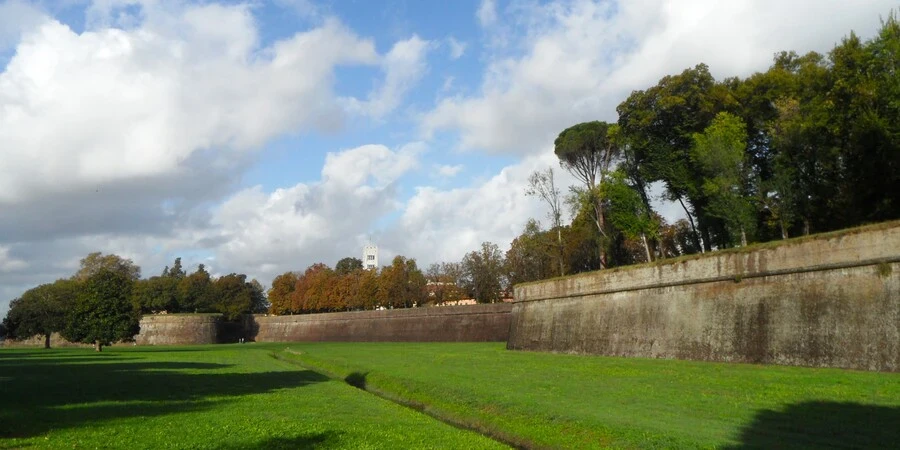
[0,0,896,315]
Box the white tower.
[363,244,378,270]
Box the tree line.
[512,13,900,279]
[2,252,266,350]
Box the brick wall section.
[509,223,900,372]
[247,303,513,342]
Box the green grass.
[277,342,900,449]
[0,344,505,449]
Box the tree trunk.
[44,333,51,349]
[677,196,704,253]
[780,221,789,240]
[94,341,102,352]
[802,217,810,236]
[641,233,653,263]
[557,227,565,277]
[593,198,608,269]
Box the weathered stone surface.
[1,332,90,348]
[135,314,220,345]
[248,303,512,342]
[509,223,900,372]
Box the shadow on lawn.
[219,431,344,449]
[727,401,900,449]
[0,351,328,440]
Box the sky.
[1,0,896,315]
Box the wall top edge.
[514,221,900,302]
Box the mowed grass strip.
[277,342,900,449]
[0,345,506,449]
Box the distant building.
[363,244,378,270]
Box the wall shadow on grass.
[727,401,900,449]
[0,351,328,440]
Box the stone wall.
[134,314,221,345]
[248,303,513,342]
[509,223,900,372]
[1,332,90,348]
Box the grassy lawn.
[277,342,900,449]
[0,344,504,449]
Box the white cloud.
[343,35,432,118]
[434,164,464,178]
[447,36,466,59]
[424,0,897,155]
[208,143,422,278]
[477,0,498,27]
[0,4,379,207]
[384,150,575,265]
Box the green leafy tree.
[616,64,730,251]
[554,121,620,268]
[335,257,364,275]
[167,257,186,279]
[248,279,268,314]
[692,112,755,246]
[505,219,557,286]
[178,264,214,312]
[460,242,506,303]
[213,274,255,320]
[601,170,659,261]
[132,276,179,313]
[73,252,141,281]
[63,269,139,352]
[2,280,78,348]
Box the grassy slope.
[0,345,505,449]
[278,342,900,449]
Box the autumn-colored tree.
[268,272,298,315]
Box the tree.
[526,168,566,276]
[2,280,77,348]
[63,269,139,352]
[335,257,363,275]
[132,276,179,314]
[554,121,621,268]
[377,256,426,309]
[214,274,265,320]
[268,272,298,315]
[167,257,186,279]
[74,252,141,281]
[601,170,659,261]
[425,262,466,305]
[460,242,506,303]
[178,265,214,313]
[692,112,755,246]
[248,279,268,314]
[505,220,556,286]
[616,64,728,252]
